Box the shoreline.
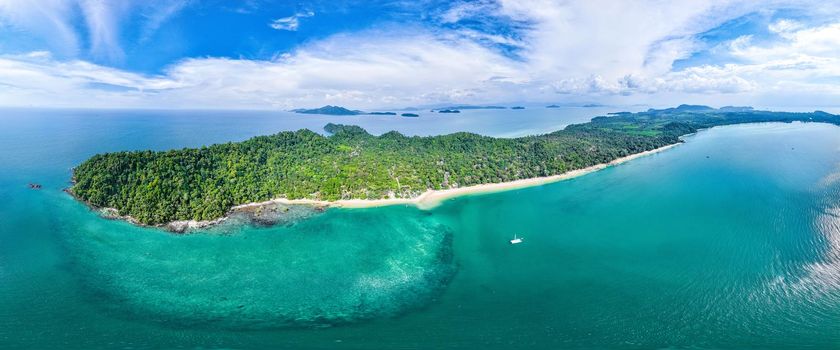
[72,142,681,232]
[64,188,228,232]
[233,142,682,211]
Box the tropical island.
[69,105,839,227]
[436,109,461,113]
[293,106,403,116]
[292,105,364,115]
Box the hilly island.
[69,105,840,226]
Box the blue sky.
[1,0,839,109]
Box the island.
[69,105,839,228]
[438,105,506,110]
[546,104,561,108]
[511,106,525,110]
[367,112,397,115]
[292,105,363,115]
[401,113,419,117]
[437,109,461,113]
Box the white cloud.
[1,0,840,109]
[140,1,190,42]
[733,22,840,61]
[0,0,80,56]
[269,11,314,31]
[712,21,840,102]
[79,0,129,62]
[768,19,804,35]
[0,29,525,108]
[0,51,183,108]
[438,0,499,24]
[0,0,187,62]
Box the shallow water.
[1,109,840,348]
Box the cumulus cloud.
[1,0,840,109]
[709,21,840,102]
[269,11,314,31]
[0,30,525,108]
[732,22,840,61]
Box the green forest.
[70,105,839,224]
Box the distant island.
[292,105,363,115]
[292,106,403,116]
[544,103,603,108]
[511,106,525,110]
[438,105,506,110]
[437,109,461,113]
[401,113,419,117]
[69,105,839,227]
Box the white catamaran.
[510,234,523,244]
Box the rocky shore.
[65,188,323,233]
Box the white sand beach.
[232,142,681,212]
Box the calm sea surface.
[1,108,839,349]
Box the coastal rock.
[165,218,227,233]
[99,207,121,219]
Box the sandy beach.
[232,142,682,212]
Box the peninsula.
[70,105,839,226]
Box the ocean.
[1,108,839,348]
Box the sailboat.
[510,234,523,244]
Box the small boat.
[510,234,523,244]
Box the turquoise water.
[1,109,840,348]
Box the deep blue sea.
[1,108,840,349]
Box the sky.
[0,0,839,110]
